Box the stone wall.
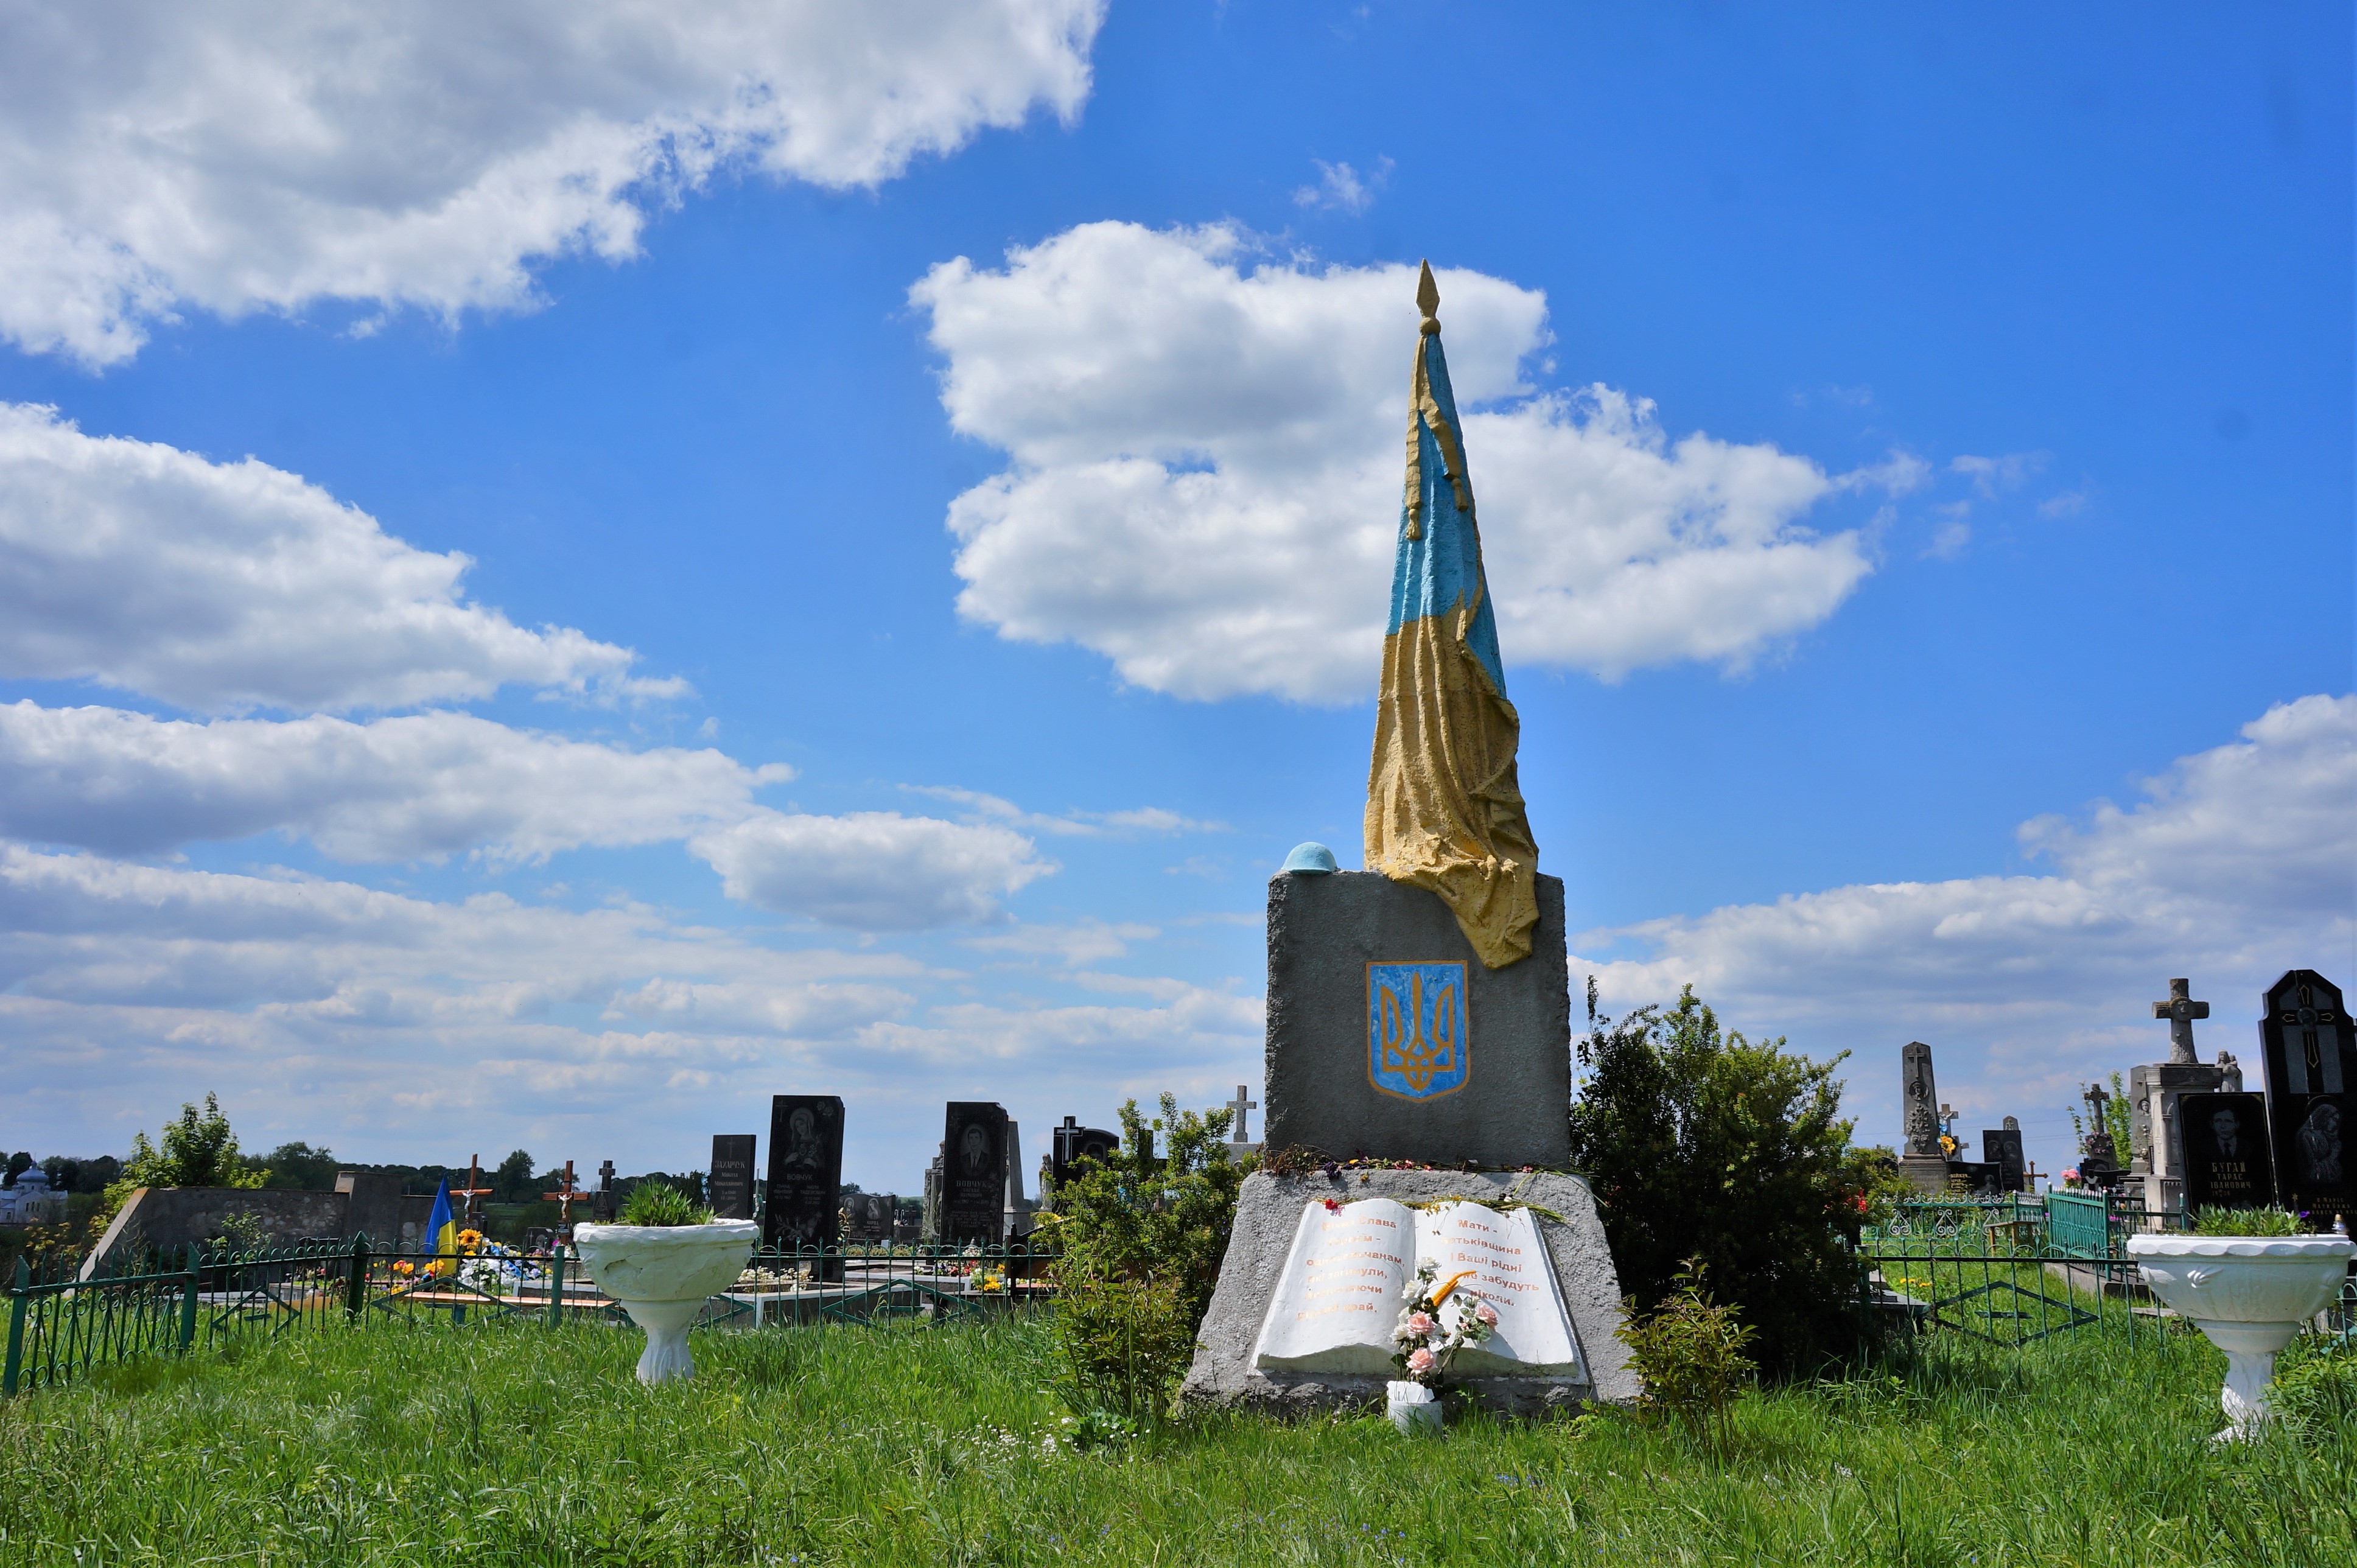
[78,1175,436,1278]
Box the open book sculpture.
[1254,1199,1585,1379]
[1181,1169,1636,1416]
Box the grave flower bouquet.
[1390,1259,1497,1387]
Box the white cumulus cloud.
[912,222,1905,702]
[0,702,788,863]
[0,404,678,712]
[0,0,1106,365]
[692,811,1055,930]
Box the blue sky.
[0,2,2347,1191]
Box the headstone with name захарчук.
[1259,870,1571,1167]
[1898,1042,1952,1192]
[707,1134,757,1221]
[940,1102,1008,1245]
[765,1096,844,1269]
[2180,1093,2278,1212]
[2259,970,2354,1218]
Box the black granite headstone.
[942,1102,1008,1244]
[764,1096,843,1251]
[2180,1093,2277,1211]
[2259,971,2353,1216]
[709,1133,757,1220]
[1981,1127,2026,1194]
[1049,1115,1121,1189]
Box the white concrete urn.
[570,1219,760,1384]
[2126,1233,2354,1440]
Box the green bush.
[1040,1093,1241,1422]
[617,1183,713,1227]
[1566,982,1870,1377]
[1617,1258,1757,1450]
[97,1092,267,1231]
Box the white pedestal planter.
[1387,1379,1443,1435]
[2126,1233,2354,1441]
[571,1220,760,1384]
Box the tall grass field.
[2,1313,2352,1566]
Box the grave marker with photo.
[2258,971,2352,1217]
[2179,1092,2276,1211]
[764,1095,844,1252]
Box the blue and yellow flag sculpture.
[1364,261,1540,969]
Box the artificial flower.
[1405,1311,1434,1336]
[1474,1302,1499,1327]
[1407,1348,1436,1374]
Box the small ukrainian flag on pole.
[425,1177,458,1278]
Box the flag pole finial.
[1416,259,1440,335]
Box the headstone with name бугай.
[2180,1092,2277,1211]
[2259,970,2353,1218]
[707,1134,757,1220]
[764,1096,843,1258]
[940,1102,1009,1245]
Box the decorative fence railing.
[4,1234,1060,1396]
[1858,1191,2356,1351]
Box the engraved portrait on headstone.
[2180,1091,2274,1211]
[2260,971,2353,1215]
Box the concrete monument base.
[1180,1169,1639,1418]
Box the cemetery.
[4,271,2352,1567]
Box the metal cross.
[450,1152,496,1229]
[1225,1085,1259,1143]
[2151,977,2210,1065]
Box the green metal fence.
[4,1234,1060,1396]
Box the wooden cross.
[2151,977,2210,1065]
[450,1153,495,1228]
[1225,1085,1259,1143]
[541,1160,584,1229]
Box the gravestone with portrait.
[940,1102,1009,1245]
[2259,970,2353,1217]
[764,1095,844,1253]
[2180,1092,2276,1211]
[708,1133,757,1221]
[1045,1115,1119,1208]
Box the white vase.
[1387,1379,1443,1435]
[2126,1233,2354,1441]
[570,1220,760,1384]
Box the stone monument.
[1898,1041,1952,1192]
[2258,970,2352,1217]
[1186,263,1628,1417]
[2180,1091,2276,1211]
[2128,978,2242,1220]
[1981,1117,2026,1195]
[763,1095,843,1251]
[707,1133,757,1221]
[940,1102,1009,1245]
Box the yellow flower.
[457,1228,485,1251]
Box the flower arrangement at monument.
[1390,1261,1496,1385]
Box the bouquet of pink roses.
[1390,1259,1498,1386]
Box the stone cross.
[1225,1085,1259,1143]
[1900,1042,1942,1158]
[594,1158,617,1223]
[450,1153,495,1228]
[2151,978,2210,1065]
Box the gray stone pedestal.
[1179,1169,1638,1418]
[1263,870,1572,1169]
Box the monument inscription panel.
[942,1102,1009,1244]
[2179,1093,2275,1211]
[708,1133,756,1220]
[764,1096,842,1251]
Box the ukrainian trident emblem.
[1367,961,1469,1101]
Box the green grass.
[2,1312,2353,1566]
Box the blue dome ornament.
[1280,842,1339,875]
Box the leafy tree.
[99,1094,267,1227]
[4,1151,29,1186]
[259,1141,340,1191]
[1567,983,1870,1377]
[1040,1094,1242,1419]
[493,1149,536,1201]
